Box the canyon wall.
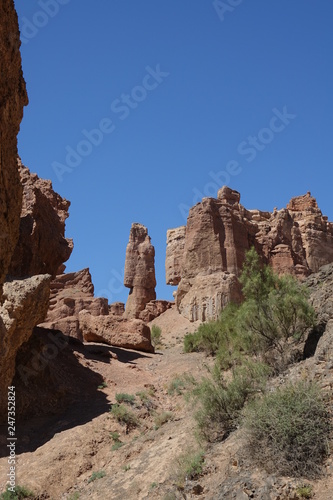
[167,186,333,321]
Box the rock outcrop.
[39,268,109,341]
[168,186,333,321]
[0,275,50,416]
[165,226,186,286]
[124,223,156,319]
[40,267,154,352]
[8,161,73,278]
[139,300,173,323]
[0,0,28,296]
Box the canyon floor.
[1,306,333,500]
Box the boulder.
[79,311,154,353]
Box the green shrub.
[87,470,106,483]
[115,393,135,404]
[151,325,162,348]
[154,411,173,429]
[242,381,330,478]
[98,381,108,389]
[192,361,270,441]
[0,486,35,499]
[296,484,313,498]
[168,374,196,395]
[238,248,316,359]
[184,331,201,353]
[110,404,138,428]
[111,441,124,451]
[174,449,205,487]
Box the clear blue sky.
[14,0,333,304]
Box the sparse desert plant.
[122,464,131,472]
[87,470,106,483]
[111,441,124,451]
[98,381,108,389]
[168,373,196,395]
[0,486,35,499]
[110,403,138,429]
[115,393,135,404]
[242,381,330,478]
[192,361,270,441]
[154,411,173,429]
[296,484,313,498]
[151,325,162,348]
[174,449,205,487]
[68,493,80,500]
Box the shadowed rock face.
[8,162,73,279]
[0,0,28,297]
[0,274,51,418]
[167,186,333,321]
[124,223,156,319]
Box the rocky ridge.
[167,186,333,322]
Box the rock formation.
[8,161,73,278]
[39,268,109,340]
[165,226,186,286]
[0,0,28,297]
[40,267,154,352]
[124,223,156,319]
[167,186,333,321]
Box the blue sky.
[14,0,333,304]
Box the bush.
[242,381,330,478]
[115,393,135,404]
[238,248,316,359]
[168,374,196,395]
[110,404,138,429]
[87,470,106,483]
[154,411,173,429]
[151,325,162,348]
[0,486,35,500]
[174,449,205,487]
[192,361,270,441]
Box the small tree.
[238,248,316,360]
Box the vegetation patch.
[87,470,106,483]
[115,393,135,404]
[242,381,331,478]
[154,411,173,429]
[174,449,205,488]
[0,486,35,500]
[110,403,138,429]
[151,325,162,348]
[192,361,270,441]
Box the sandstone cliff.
[0,0,28,297]
[8,161,73,278]
[167,186,333,321]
